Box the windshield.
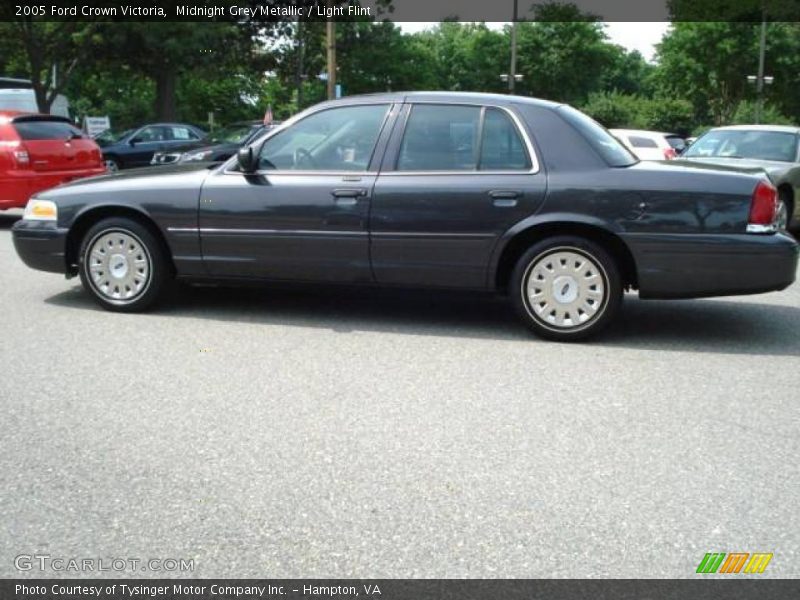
[94,128,132,146]
[209,123,259,144]
[557,105,638,167]
[684,129,799,163]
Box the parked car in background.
[150,120,280,166]
[94,123,207,171]
[1,111,105,210]
[680,125,800,231]
[610,129,684,160]
[11,93,798,341]
[0,77,70,118]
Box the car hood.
[37,163,215,199]
[679,156,794,178]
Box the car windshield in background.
[94,128,132,146]
[13,120,85,140]
[209,123,258,144]
[557,105,638,167]
[685,129,799,162]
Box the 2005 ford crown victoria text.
[12,92,799,341]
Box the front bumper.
[12,220,70,274]
[622,232,799,299]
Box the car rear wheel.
[104,157,120,172]
[511,236,623,341]
[776,197,789,231]
[78,218,168,312]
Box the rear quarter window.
[556,106,637,167]
[13,120,84,140]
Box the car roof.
[311,91,563,110]
[710,124,800,134]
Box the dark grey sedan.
[11,92,799,340]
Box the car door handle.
[332,188,367,206]
[332,188,367,197]
[489,190,521,207]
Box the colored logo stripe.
[719,553,749,573]
[696,552,773,574]
[744,553,773,573]
[697,553,726,573]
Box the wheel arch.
[65,205,175,277]
[492,218,638,293]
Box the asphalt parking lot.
[1,209,798,578]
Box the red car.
[0,111,106,210]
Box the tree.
[515,16,618,105]
[0,21,100,113]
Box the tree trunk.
[32,82,50,114]
[154,66,177,120]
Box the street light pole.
[509,0,518,94]
[755,18,766,124]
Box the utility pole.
[326,9,336,100]
[755,18,766,124]
[509,0,518,94]
[295,19,305,109]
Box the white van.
[0,77,70,118]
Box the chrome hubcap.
[105,160,119,172]
[87,231,151,302]
[525,249,606,330]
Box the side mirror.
[237,146,257,173]
[129,138,141,146]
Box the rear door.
[12,117,102,172]
[370,102,547,288]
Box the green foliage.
[732,101,796,126]
[582,92,647,129]
[582,92,694,134]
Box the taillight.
[747,180,778,232]
[663,147,677,160]
[13,148,30,166]
[0,140,29,167]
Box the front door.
[199,103,395,282]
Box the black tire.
[510,236,623,341]
[104,156,121,172]
[78,217,169,312]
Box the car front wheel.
[104,157,120,172]
[78,217,168,312]
[511,236,623,341]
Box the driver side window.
[257,104,388,172]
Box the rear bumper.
[11,220,69,274]
[622,232,799,299]
[0,167,106,210]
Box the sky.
[396,22,671,62]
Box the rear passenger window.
[629,136,658,148]
[397,104,530,172]
[398,105,481,171]
[13,120,84,140]
[479,108,530,170]
[170,126,198,140]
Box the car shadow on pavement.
[0,212,22,229]
[45,283,800,356]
